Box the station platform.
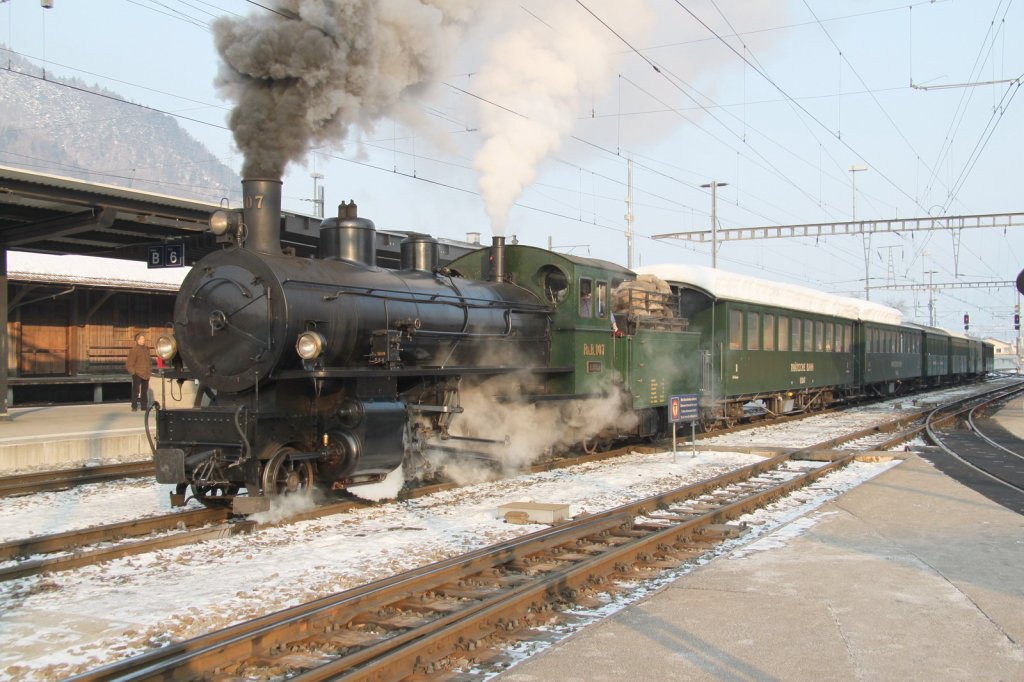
[0,379,196,472]
[0,402,150,472]
[501,399,1024,681]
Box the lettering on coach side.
[583,343,606,357]
[790,362,815,372]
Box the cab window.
[542,267,568,305]
[579,278,593,317]
[596,281,608,318]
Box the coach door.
[701,349,713,397]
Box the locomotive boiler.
[153,179,553,512]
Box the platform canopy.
[0,165,325,262]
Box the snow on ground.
[0,450,761,679]
[0,382,995,680]
[0,482,203,543]
[471,456,902,679]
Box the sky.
[1,0,1022,340]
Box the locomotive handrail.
[275,365,575,380]
[188,275,251,302]
[233,405,251,462]
[295,278,552,312]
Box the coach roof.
[636,264,903,326]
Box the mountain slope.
[0,49,240,203]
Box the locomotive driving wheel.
[262,446,316,497]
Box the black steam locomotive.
[154,179,633,512]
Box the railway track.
[0,383,1008,584]
[923,385,1024,513]
[0,508,230,581]
[71,385,1020,681]
[0,460,154,497]
[72,450,853,681]
[0,410,914,583]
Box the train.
[151,179,993,513]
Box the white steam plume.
[423,372,639,486]
[213,0,479,179]
[472,2,654,234]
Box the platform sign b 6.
[669,394,699,424]
[148,243,185,268]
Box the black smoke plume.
[213,0,477,178]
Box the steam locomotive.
[152,179,992,513]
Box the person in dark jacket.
[126,332,153,412]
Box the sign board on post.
[668,393,700,460]
[148,243,186,269]
[669,394,699,423]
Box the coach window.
[763,314,775,351]
[803,318,813,352]
[845,324,853,352]
[778,316,789,351]
[815,321,824,352]
[729,309,743,349]
[579,278,593,317]
[747,311,760,350]
[824,322,834,352]
[596,281,608,318]
[791,318,802,351]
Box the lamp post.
[701,181,728,268]
[849,165,868,297]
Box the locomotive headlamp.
[296,331,326,360]
[155,334,178,361]
[209,209,240,236]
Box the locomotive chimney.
[242,178,283,255]
[489,236,506,282]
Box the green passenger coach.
[638,264,905,427]
[444,244,989,448]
